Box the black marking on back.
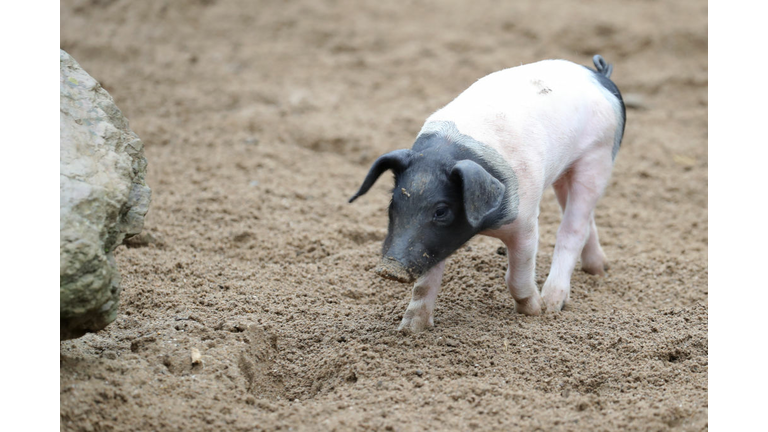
[585,55,626,158]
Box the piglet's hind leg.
[554,178,608,276]
[580,215,608,276]
[542,153,613,312]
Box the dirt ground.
[60,0,708,430]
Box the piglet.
[349,55,625,332]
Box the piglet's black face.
[349,146,507,283]
[378,163,476,282]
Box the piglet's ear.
[451,160,505,228]
[349,149,412,203]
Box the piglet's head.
[349,148,505,283]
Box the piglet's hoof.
[582,260,609,276]
[514,294,542,316]
[581,252,609,276]
[541,288,570,313]
[397,307,433,334]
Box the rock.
[60,50,151,340]
[622,93,648,110]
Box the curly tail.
[593,55,613,78]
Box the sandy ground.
[60,0,708,430]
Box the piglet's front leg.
[398,261,446,333]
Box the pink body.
[399,59,624,332]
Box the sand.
[60,0,708,430]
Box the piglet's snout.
[375,257,416,284]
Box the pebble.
[623,93,647,110]
[191,348,203,365]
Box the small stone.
[446,338,459,347]
[623,93,647,110]
[672,154,696,168]
[191,348,203,365]
[103,351,117,360]
[416,369,424,376]
[497,246,507,256]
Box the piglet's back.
[424,59,623,173]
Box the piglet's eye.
[434,207,450,220]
